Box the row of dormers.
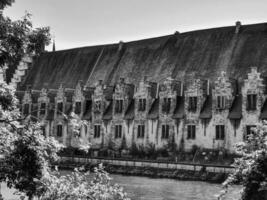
[16,68,267,121]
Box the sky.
[4,0,267,51]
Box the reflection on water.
[112,175,241,200]
[2,174,241,200]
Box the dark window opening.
[115,100,123,113]
[24,103,30,115]
[57,102,63,114]
[216,96,226,109]
[138,99,146,111]
[187,125,196,139]
[188,97,197,112]
[162,98,171,113]
[57,125,63,137]
[75,101,82,114]
[247,94,257,111]
[161,124,169,139]
[215,125,225,140]
[115,125,122,138]
[137,124,145,138]
[245,125,256,139]
[94,101,101,112]
[40,102,46,115]
[94,125,101,138]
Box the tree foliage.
[219,123,267,200]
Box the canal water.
[2,174,241,200]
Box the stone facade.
[17,68,267,154]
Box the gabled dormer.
[72,81,85,117]
[213,71,237,112]
[159,77,183,116]
[22,89,32,117]
[38,88,49,118]
[92,80,112,120]
[134,76,157,117]
[55,84,66,117]
[243,67,265,113]
[185,79,209,117]
[113,77,134,116]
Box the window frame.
[94,125,101,138]
[24,103,30,116]
[215,125,225,140]
[40,102,46,115]
[162,98,171,113]
[115,124,122,138]
[216,96,226,109]
[138,98,146,111]
[187,125,196,139]
[57,102,63,114]
[137,124,145,138]
[56,124,63,137]
[75,101,82,114]
[161,124,170,139]
[247,94,257,111]
[115,99,123,113]
[188,96,197,112]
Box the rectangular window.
[162,98,171,113]
[94,100,101,112]
[57,102,63,114]
[138,99,146,111]
[24,103,30,115]
[40,102,46,115]
[247,94,257,111]
[187,125,196,139]
[137,124,145,138]
[216,96,226,109]
[161,124,169,139]
[215,125,225,140]
[115,125,122,138]
[115,100,123,113]
[57,125,63,137]
[245,125,256,139]
[75,101,82,114]
[41,126,46,136]
[94,125,101,138]
[188,97,197,112]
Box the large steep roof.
[18,22,267,90]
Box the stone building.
[8,22,267,154]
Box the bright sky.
[4,0,267,50]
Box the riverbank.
[58,158,230,183]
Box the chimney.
[174,31,180,36]
[118,41,124,51]
[235,21,241,34]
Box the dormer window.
[115,99,123,113]
[75,101,82,114]
[40,102,46,115]
[188,96,197,112]
[161,124,169,139]
[247,94,257,111]
[94,100,101,112]
[138,99,146,111]
[216,96,226,109]
[24,103,30,115]
[162,98,171,113]
[57,102,63,114]
[57,124,63,137]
